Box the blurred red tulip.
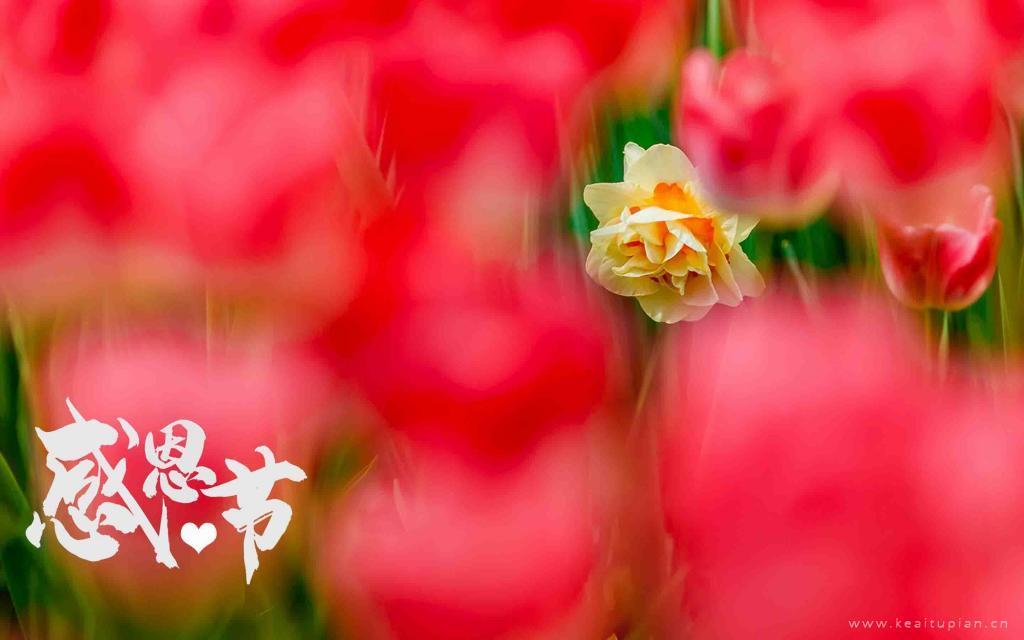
[0,88,139,309]
[332,256,611,461]
[0,1,378,319]
[973,0,1024,116]
[368,4,585,197]
[603,0,688,100]
[479,0,655,72]
[974,0,1024,58]
[0,0,113,76]
[38,328,335,622]
[876,185,1001,311]
[829,8,1001,215]
[367,0,664,201]
[741,0,1004,223]
[129,50,367,320]
[320,433,602,640]
[677,48,837,224]
[658,293,1024,638]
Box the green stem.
[1005,106,1024,233]
[938,310,950,378]
[706,0,724,59]
[999,272,1011,366]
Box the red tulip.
[741,1,1004,222]
[876,185,1001,310]
[677,48,837,224]
[972,0,1024,117]
[0,0,112,76]
[335,258,611,461]
[0,87,139,309]
[128,50,367,321]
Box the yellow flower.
[584,142,765,323]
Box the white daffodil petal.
[736,216,758,242]
[637,287,689,323]
[638,288,713,323]
[590,221,628,240]
[664,232,685,262]
[583,183,644,224]
[583,141,764,324]
[628,206,687,224]
[709,243,742,302]
[588,249,661,297]
[730,245,766,296]
[625,144,697,191]
[632,222,666,247]
[614,255,661,277]
[720,215,739,248]
[666,222,706,253]
[680,271,719,307]
[642,240,666,265]
[711,269,743,307]
[623,142,645,174]
[664,249,706,277]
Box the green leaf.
[0,452,28,545]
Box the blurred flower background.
[2,0,1024,638]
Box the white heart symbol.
[180,522,217,554]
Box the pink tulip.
[37,328,335,622]
[320,433,603,640]
[876,185,1001,310]
[677,48,837,224]
[658,292,1024,638]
